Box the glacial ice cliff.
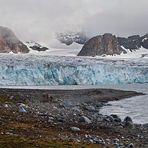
[0,54,147,86]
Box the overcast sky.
[0,0,147,45]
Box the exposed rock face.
[141,53,148,58]
[118,35,141,50]
[57,32,89,46]
[30,46,48,51]
[25,41,49,51]
[0,26,29,53]
[141,34,148,49]
[78,33,148,56]
[78,33,125,56]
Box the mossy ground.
[0,135,105,148]
[0,89,147,148]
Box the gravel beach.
[0,87,147,148]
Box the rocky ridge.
[78,33,125,56]
[25,41,49,51]
[78,33,148,56]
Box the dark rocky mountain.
[78,33,125,56]
[140,34,148,49]
[25,41,49,51]
[57,32,89,46]
[78,33,148,56]
[0,26,29,53]
[117,35,141,50]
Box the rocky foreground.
[0,88,148,148]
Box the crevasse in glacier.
[0,54,147,86]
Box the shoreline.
[0,87,148,147]
[0,87,144,103]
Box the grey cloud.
[0,0,147,45]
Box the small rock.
[111,114,119,119]
[57,117,64,123]
[42,94,56,103]
[114,142,120,147]
[104,116,114,122]
[48,116,54,123]
[72,107,81,112]
[48,116,54,120]
[62,101,75,108]
[70,127,80,132]
[4,104,9,108]
[53,106,58,109]
[97,116,104,122]
[143,123,148,128]
[76,139,80,143]
[124,116,133,123]
[38,112,48,117]
[127,143,134,148]
[113,138,120,143]
[84,105,96,112]
[95,138,105,145]
[106,139,111,144]
[110,114,121,122]
[18,103,28,108]
[9,96,14,100]
[124,116,133,127]
[89,139,94,143]
[18,104,27,113]
[79,116,92,124]
[48,119,53,124]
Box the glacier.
[0,54,147,86]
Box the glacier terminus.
[0,54,147,86]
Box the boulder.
[123,116,133,128]
[0,26,29,53]
[110,114,121,122]
[84,105,96,112]
[124,116,133,123]
[127,143,135,148]
[18,104,27,113]
[70,127,81,132]
[79,116,92,124]
[78,33,125,56]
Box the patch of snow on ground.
[24,40,82,56]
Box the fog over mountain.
[0,0,147,47]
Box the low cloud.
[0,0,147,46]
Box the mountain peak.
[0,26,29,53]
[78,33,148,57]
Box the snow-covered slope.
[0,54,147,86]
[23,40,82,56]
[49,42,82,56]
[23,39,148,58]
